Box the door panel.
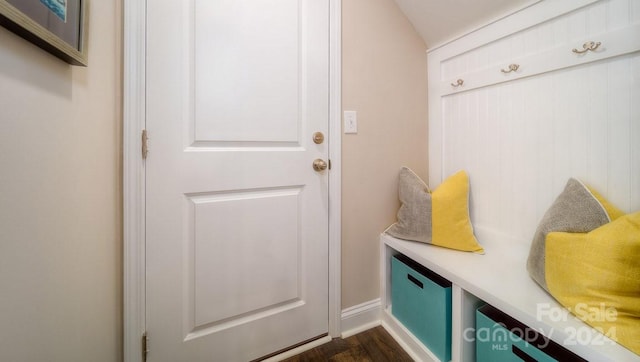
[190,188,302,329]
[194,0,301,144]
[146,0,329,360]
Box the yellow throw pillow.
[527,178,615,291]
[431,171,484,254]
[385,167,432,243]
[545,212,640,355]
[586,184,625,221]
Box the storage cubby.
[391,254,452,362]
[380,233,637,361]
[475,304,587,362]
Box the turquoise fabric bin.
[391,254,452,362]
[476,304,586,362]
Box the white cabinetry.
[381,233,638,361]
[382,0,640,361]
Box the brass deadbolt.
[313,132,325,144]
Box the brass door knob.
[313,132,325,144]
[313,159,328,172]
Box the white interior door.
[145,1,329,361]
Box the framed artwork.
[0,0,87,66]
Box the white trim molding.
[328,0,342,339]
[123,1,342,360]
[123,0,146,361]
[340,299,382,339]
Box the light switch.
[344,111,357,134]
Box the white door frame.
[122,1,342,361]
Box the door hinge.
[142,129,149,160]
[142,332,149,362]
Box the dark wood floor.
[281,326,414,362]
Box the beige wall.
[342,0,429,308]
[0,1,122,361]
[0,0,424,356]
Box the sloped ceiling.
[394,0,540,48]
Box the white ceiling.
[394,0,540,49]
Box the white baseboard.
[268,299,429,361]
[340,298,382,338]
[265,299,382,361]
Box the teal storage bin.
[476,304,586,362]
[391,254,452,362]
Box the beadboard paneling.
[430,0,640,245]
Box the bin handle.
[512,345,537,362]
[407,274,424,289]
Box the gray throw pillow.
[526,178,610,291]
[386,167,432,243]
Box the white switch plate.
[344,111,357,134]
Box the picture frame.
[0,0,87,66]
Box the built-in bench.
[380,229,638,361]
